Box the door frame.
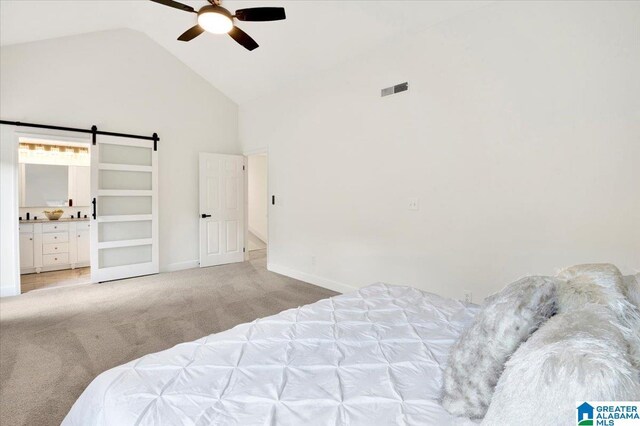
[243,147,269,263]
[1,128,92,297]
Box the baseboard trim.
[267,263,356,294]
[162,260,199,273]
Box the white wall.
[248,155,268,243]
[240,1,640,300]
[0,29,239,294]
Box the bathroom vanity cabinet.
[19,220,90,274]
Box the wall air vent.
[381,82,409,97]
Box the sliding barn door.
[90,135,158,282]
[199,153,245,267]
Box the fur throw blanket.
[484,305,640,425]
[442,264,640,424]
[441,276,557,418]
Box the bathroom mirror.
[19,164,91,207]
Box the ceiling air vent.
[381,82,408,97]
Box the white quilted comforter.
[63,284,480,425]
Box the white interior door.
[199,153,245,267]
[91,135,158,282]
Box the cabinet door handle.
[201,214,212,218]
[92,198,97,220]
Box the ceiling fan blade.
[228,26,259,51]
[178,25,205,42]
[234,7,286,22]
[149,0,196,13]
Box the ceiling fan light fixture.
[197,6,233,34]
[150,0,286,50]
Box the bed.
[63,283,480,425]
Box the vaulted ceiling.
[0,1,492,104]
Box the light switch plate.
[408,197,419,211]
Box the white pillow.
[441,276,557,419]
[555,263,625,312]
[556,264,640,369]
[622,273,640,310]
[483,305,640,425]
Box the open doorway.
[2,123,160,296]
[17,137,92,293]
[247,153,268,253]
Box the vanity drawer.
[43,253,69,266]
[43,243,69,255]
[43,223,69,233]
[19,224,34,233]
[76,222,90,231]
[42,232,69,244]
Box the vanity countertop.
[19,218,90,223]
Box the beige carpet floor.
[0,250,337,425]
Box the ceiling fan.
[150,0,286,51]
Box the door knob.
[201,214,212,218]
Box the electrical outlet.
[408,197,419,211]
[464,291,473,304]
